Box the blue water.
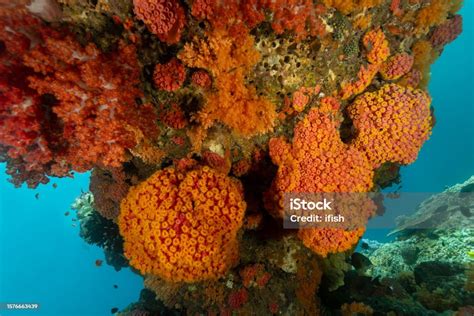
[1,4,473,316]
[364,3,474,242]
[0,170,143,315]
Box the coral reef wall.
[0,0,465,314]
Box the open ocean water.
[0,3,473,316]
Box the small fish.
[72,218,77,222]
[351,252,372,272]
[64,211,70,216]
[111,307,118,314]
[360,241,369,250]
[71,224,77,227]
[35,193,40,200]
[52,183,58,189]
[468,250,474,259]
[113,284,118,289]
[95,259,103,267]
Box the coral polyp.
[0,0,466,314]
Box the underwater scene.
[0,0,473,315]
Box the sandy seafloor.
[0,3,473,316]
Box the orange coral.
[298,228,365,257]
[191,0,266,31]
[133,0,186,44]
[341,29,390,99]
[267,101,374,210]
[291,86,320,112]
[265,0,327,40]
[118,166,246,282]
[178,28,277,137]
[380,53,414,80]
[363,29,390,65]
[153,58,186,92]
[353,14,372,30]
[191,0,325,40]
[321,0,383,14]
[341,301,374,316]
[266,99,375,256]
[400,69,423,88]
[411,40,437,88]
[348,84,432,168]
[416,0,450,33]
[340,63,379,100]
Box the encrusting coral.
[0,0,465,314]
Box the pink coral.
[430,15,463,49]
[348,84,432,168]
[153,58,186,92]
[133,0,186,44]
[380,53,415,80]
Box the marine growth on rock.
[0,0,466,314]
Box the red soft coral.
[23,30,159,173]
[153,58,186,92]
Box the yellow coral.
[178,28,277,137]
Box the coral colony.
[0,0,465,314]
